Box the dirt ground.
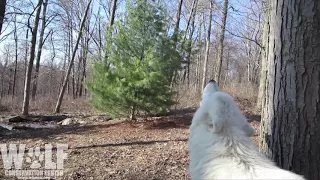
[0,99,261,180]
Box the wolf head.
[194,80,255,137]
[200,79,219,106]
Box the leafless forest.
[0,0,262,113]
[0,0,319,179]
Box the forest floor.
[0,97,260,180]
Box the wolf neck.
[211,127,274,168]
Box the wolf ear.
[211,121,223,133]
[208,114,224,133]
[242,124,255,137]
[192,107,209,124]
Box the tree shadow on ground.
[0,122,124,141]
[142,107,195,130]
[0,138,188,155]
[5,114,70,123]
[245,113,261,122]
[72,138,188,150]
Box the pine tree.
[88,0,182,120]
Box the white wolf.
[188,80,305,180]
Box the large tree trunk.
[0,0,6,34]
[21,0,43,116]
[259,0,320,180]
[31,0,48,100]
[201,1,213,91]
[54,0,92,113]
[214,0,228,85]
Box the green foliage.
[87,0,183,118]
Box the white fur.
[188,82,305,180]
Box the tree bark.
[256,2,270,112]
[214,0,229,85]
[79,28,89,97]
[31,0,48,100]
[0,0,6,34]
[130,105,136,121]
[259,0,320,179]
[21,0,43,116]
[201,1,213,91]
[55,0,92,113]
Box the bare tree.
[173,0,184,43]
[195,12,204,93]
[104,0,117,62]
[12,13,18,97]
[256,2,269,111]
[55,0,93,113]
[109,0,117,27]
[170,0,184,87]
[24,29,29,75]
[78,24,90,97]
[201,0,213,91]
[215,0,229,85]
[259,0,320,179]
[31,0,49,100]
[182,0,198,86]
[0,45,10,98]
[21,0,43,116]
[183,0,198,34]
[0,0,6,34]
